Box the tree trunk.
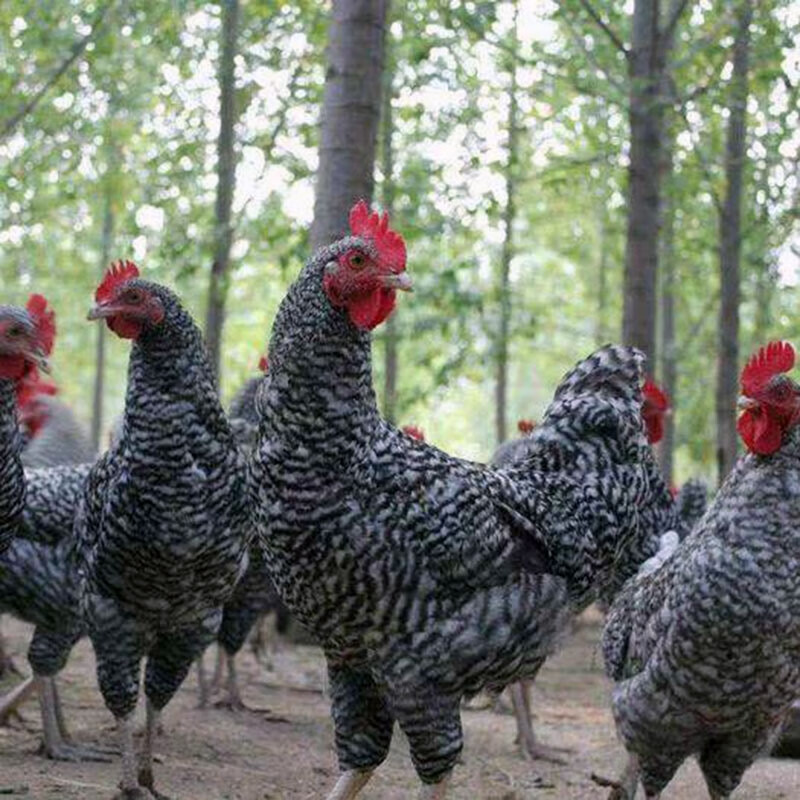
[310,0,389,251]
[595,201,609,346]
[716,0,753,484]
[91,194,114,451]
[658,156,676,484]
[495,4,520,447]
[204,0,240,384]
[380,9,398,423]
[622,0,665,368]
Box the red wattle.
[737,409,782,455]
[0,354,27,380]
[108,316,144,340]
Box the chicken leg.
[326,769,374,800]
[0,674,35,724]
[510,681,569,763]
[137,699,169,799]
[37,676,112,761]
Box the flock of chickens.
[0,201,799,799]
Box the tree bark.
[622,0,664,367]
[91,193,114,451]
[495,4,520,447]
[380,17,398,424]
[595,201,609,346]
[204,0,240,384]
[716,0,753,484]
[310,0,389,251]
[658,149,676,484]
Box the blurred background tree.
[0,0,797,485]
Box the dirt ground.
[1,609,798,799]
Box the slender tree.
[495,2,520,446]
[91,191,114,450]
[716,0,753,483]
[380,9,399,423]
[205,0,241,383]
[310,0,389,250]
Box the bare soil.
[1,609,798,799]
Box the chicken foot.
[37,676,113,762]
[510,682,569,763]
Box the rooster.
[77,261,251,798]
[602,340,800,799]
[251,202,669,799]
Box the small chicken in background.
[602,340,800,800]
[17,375,95,469]
[197,355,291,712]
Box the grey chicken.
[76,261,251,799]
[197,358,291,712]
[490,383,675,761]
[602,340,800,799]
[250,202,669,799]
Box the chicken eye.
[123,289,144,304]
[7,326,24,338]
[349,253,366,270]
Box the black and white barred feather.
[76,279,251,720]
[251,243,668,784]
[21,395,95,469]
[0,378,24,555]
[602,431,800,797]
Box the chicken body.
[251,244,666,794]
[0,378,24,555]
[76,280,251,797]
[674,477,708,535]
[199,376,289,710]
[21,394,95,469]
[603,432,800,798]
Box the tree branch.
[560,5,628,95]
[577,0,628,56]
[1,1,116,142]
[661,0,692,44]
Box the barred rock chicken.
[197,357,290,712]
[0,297,55,681]
[491,418,537,468]
[18,377,95,469]
[0,296,54,554]
[76,261,251,798]
[603,340,800,799]
[251,202,670,799]
[673,478,708,535]
[492,382,674,761]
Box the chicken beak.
[381,273,414,292]
[737,396,758,412]
[87,303,118,322]
[30,346,51,374]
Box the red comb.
[741,341,795,398]
[349,200,407,274]
[258,355,269,373]
[26,294,56,356]
[643,379,669,411]
[96,260,140,303]
[401,424,425,441]
[517,419,535,434]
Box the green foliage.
[0,0,797,475]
